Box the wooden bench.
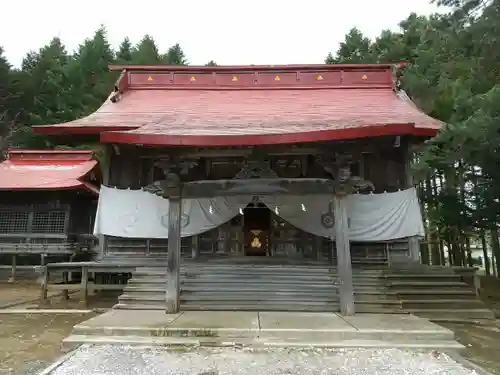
[0,233,98,282]
[37,262,137,307]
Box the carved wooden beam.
[180,178,336,198]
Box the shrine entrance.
[243,202,271,256]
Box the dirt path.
[0,313,95,375]
[441,321,500,375]
[0,283,59,309]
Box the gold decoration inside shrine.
[274,76,281,81]
[190,76,197,82]
[251,237,262,248]
[232,76,239,82]
[250,230,263,248]
[316,75,324,81]
[147,76,153,81]
[361,74,368,80]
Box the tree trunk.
[465,236,473,267]
[480,229,491,275]
[491,226,500,277]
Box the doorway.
[243,203,271,256]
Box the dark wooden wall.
[106,138,408,194]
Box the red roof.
[0,150,99,193]
[34,64,443,146]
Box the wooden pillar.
[192,235,199,259]
[80,266,89,307]
[8,255,16,283]
[62,271,69,300]
[98,144,112,260]
[333,195,355,316]
[165,182,182,314]
[98,235,108,259]
[404,144,421,263]
[39,266,49,306]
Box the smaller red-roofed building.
[0,150,101,277]
[32,63,442,315]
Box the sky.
[1,0,441,67]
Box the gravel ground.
[49,346,479,375]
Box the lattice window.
[31,210,67,233]
[0,210,30,233]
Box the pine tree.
[20,37,71,125]
[334,28,376,63]
[115,37,133,64]
[0,47,11,123]
[163,44,188,65]
[131,35,162,64]
[68,26,115,116]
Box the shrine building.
[32,63,442,315]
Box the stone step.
[388,281,467,289]
[182,273,334,282]
[406,308,496,322]
[61,334,463,353]
[385,274,461,280]
[400,299,486,310]
[398,293,478,301]
[115,302,341,312]
[118,292,397,304]
[112,302,406,314]
[395,289,477,299]
[71,321,453,342]
[180,292,340,300]
[123,286,391,297]
[128,278,337,286]
[124,283,337,293]
[119,293,340,303]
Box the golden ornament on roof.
[361,74,368,80]
[190,76,197,82]
[316,75,324,81]
[232,76,239,82]
[274,76,281,81]
[147,76,153,81]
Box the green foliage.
[0,30,194,153]
[115,38,133,64]
[325,0,500,268]
[131,35,162,64]
[163,43,188,65]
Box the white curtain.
[94,186,424,241]
[261,189,424,241]
[94,186,243,238]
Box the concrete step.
[385,274,461,281]
[71,321,453,342]
[354,306,405,314]
[118,292,396,304]
[354,300,402,309]
[119,293,340,303]
[401,299,486,310]
[396,289,477,300]
[169,302,342,312]
[128,278,337,286]
[112,302,406,314]
[406,308,496,322]
[181,275,336,282]
[123,286,391,297]
[388,281,468,290]
[61,334,463,352]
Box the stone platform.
[63,310,463,350]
